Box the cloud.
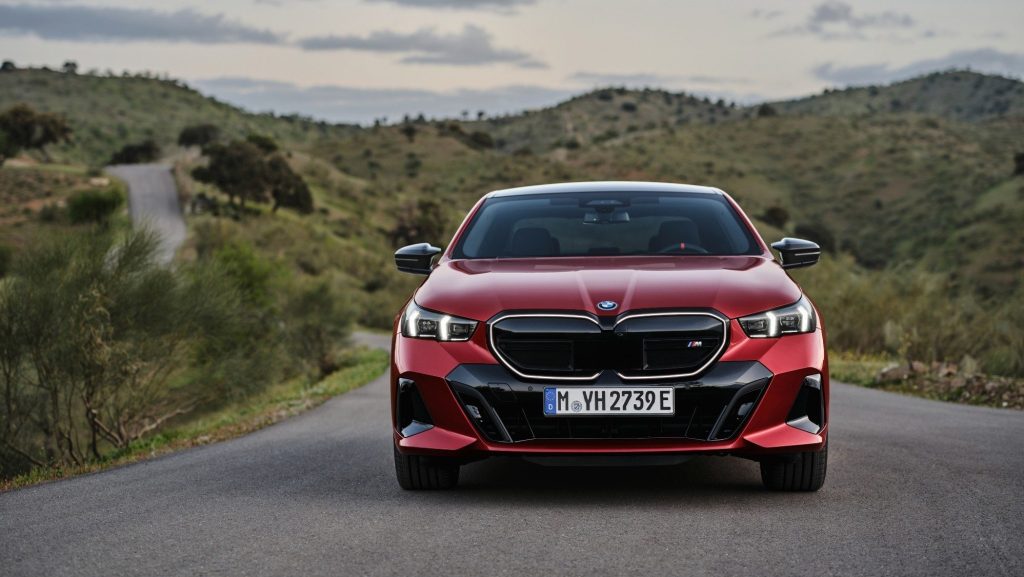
[774,1,915,40]
[298,24,545,68]
[568,71,749,88]
[0,4,283,44]
[192,77,573,123]
[365,0,535,12]
[750,9,783,21]
[813,48,1024,85]
[568,72,681,86]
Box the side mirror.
[771,238,821,269]
[395,243,443,275]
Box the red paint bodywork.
[391,185,828,459]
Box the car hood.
[414,256,801,321]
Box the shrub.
[66,187,124,224]
[178,124,220,148]
[793,222,835,253]
[109,140,159,164]
[246,133,279,154]
[757,103,778,117]
[0,244,11,277]
[466,131,494,150]
[0,230,254,472]
[390,199,448,246]
[760,205,790,229]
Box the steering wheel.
[656,243,709,254]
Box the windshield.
[453,191,761,259]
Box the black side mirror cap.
[395,243,443,275]
[771,238,821,269]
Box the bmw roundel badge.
[597,300,618,311]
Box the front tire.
[759,440,828,492]
[394,444,460,490]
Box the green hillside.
[0,69,356,166]
[771,70,1024,121]
[470,87,738,153]
[3,67,1024,376]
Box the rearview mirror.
[395,243,443,275]
[771,238,821,269]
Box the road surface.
[1,333,1022,577]
[106,164,186,264]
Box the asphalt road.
[2,333,1022,577]
[106,163,187,264]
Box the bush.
[757,103,778,117]
[794,255,1024,377]
[246,133,279,154]
[0,230,253,474]
[466,131,494,150]
[66,187,124,224]
[390,199,448,246]
[178,124,220,148]
[0,244,11,277]
[282,275,353,378]
[109,140,159,164]
[760,205,790,229]
[793,222,835,253]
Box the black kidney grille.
[491,312,727,380]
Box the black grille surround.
[488,310,729,382]
[446,362,772,443]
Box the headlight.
[401,301,478,342]
[739,295,816,338]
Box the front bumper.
[391,322,828,459]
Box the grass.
[828,351,894,386]
[828,350,1023,410]
[1,346,389,492]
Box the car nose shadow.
[452,455,767,503]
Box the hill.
[2,67,1023,376]
[470,87,738,153]
[0,69,356,166]
[770,70,1024,121]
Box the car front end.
[390,182,828,491]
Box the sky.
[0,0,1021,123]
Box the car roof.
[485,181,723,199]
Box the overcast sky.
[1,0,1021,123]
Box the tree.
[0,104,72,166]
[1014,152,1024,176]
[109,140,160,164]
[192,141,269,208]
[1,60,16,72]
[757,103,778,117]
[61,61,78,75]
[400,123,417,143]
[178,124,220,148]
[246,133,278,154]
[265,156,313,214]
[193,140,312,214]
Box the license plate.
[543,387,674,416]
